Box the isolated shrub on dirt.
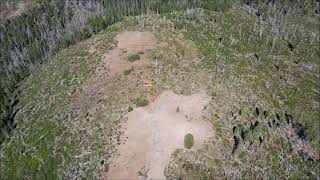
[184,133,194,149]
[127,53,140,62]
[136,98,149,107]
[128,106,133,112]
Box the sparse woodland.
[0,0,319,179]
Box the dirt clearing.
[71,31,157,114]
[107,90,214,179]
[104,31,156,76]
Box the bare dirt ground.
[107,90,214,179]
[105,31,156,76]
[71,31,156,116]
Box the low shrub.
[128,53,140,62]
[184,133,194,149]
[136,98,149,107]
[128,106,133,112]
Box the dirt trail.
[107,90,213,179]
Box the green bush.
[184,133,194,149]
[127,53,140,62]
[128,106,133,112]
[136,98,149,107]
[150,49,163,60]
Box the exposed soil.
[70,31,213,179]
[105,31,156,76]
[70,31,157,116]
[107,90,214,179]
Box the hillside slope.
[1,2,319,179]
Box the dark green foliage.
[1,120,70,179]
[136,98,149,107]
[128,106,133,112]
[51,29,92,55]
[127,53,141,62]
[199,0,234,12]
[184,133,194,149]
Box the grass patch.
[149,49,163,60]
[127,53,140,62]
[184,133,194,149]
[136,98,149,107]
